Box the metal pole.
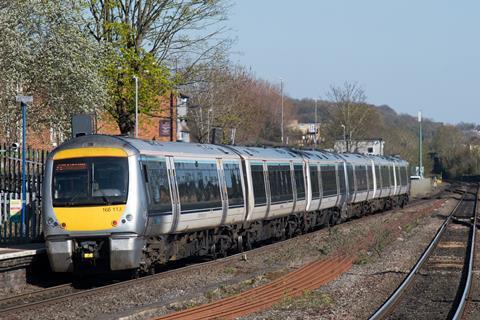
[133,75,138,137]
[419,111,423,177]
[21,101,26,237]
[280,78,284,144]
[314,99,318,148]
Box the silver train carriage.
[43,135,410,273]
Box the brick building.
[11,93,189,151]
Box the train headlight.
[126,214,133,222]
[47,217,55,226]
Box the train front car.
[43,136,145,273]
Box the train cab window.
[143,159,172,214]
[294,164,305,200]
[251,164,267,206]
[375,165,382,189]
[175,160,222,212]
[346,164,355,193]
[223,161,244,208]
[355,165,368,192]
[267,163,293,204]
[321,165,337,197]
[52,157,128,207]
[309,165,320,199]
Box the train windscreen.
[52,157,128,207]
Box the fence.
[0,143,48,244]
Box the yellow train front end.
[43,141,145,273]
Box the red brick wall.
[4,93,178,150]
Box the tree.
[430,125,475,178]
[84,0,231,134]
[0,1,106,143]
[325,81,378,151]
[184,62,292,145]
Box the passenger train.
[43,135,410,274]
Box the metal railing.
[0,143,47,243]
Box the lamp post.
[418,111,423,177]
[341,124,346,152]
[314,99,318,148]
[280,78,284,144]
[15,95,32,237]
[133,75,139,137]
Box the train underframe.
[139,194,409,274]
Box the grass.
[275,290,334,313]
[223,266,236,274]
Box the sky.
[227,0,480,124]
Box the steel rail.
[452,185,479,320]
[369,192,466,320]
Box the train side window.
[346,164,355,193]
[366,165,373,190]
[294,164,305,200]
[401,166,408,186]
[250,164,267,206]
[381,166,390,188]
[175,160,222,212]
[395,166,401,186]
[223,161,244,207]
[389,166,394,187]
[355,165,368,192]
[375,165,382,189]
[321,165,337,197]
[309,165,320,199]
[338,165,346,195]
[143,159,172,214]
[268,163,293,204]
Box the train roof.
[48,135,409,166]
[225,145,304,162]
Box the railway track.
[369,185,478,320]
[156,255,352,320]
[0,188,452,318]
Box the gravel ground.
[243,194,458,320]
[4,191,456,320]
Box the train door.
[217,158,228,225]
[165,156,181,233]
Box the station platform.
[0,243,46,271]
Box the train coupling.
[77,240,102,265]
